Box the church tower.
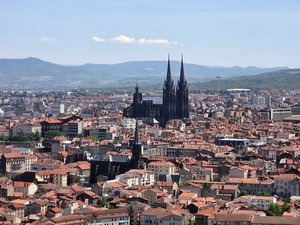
[162,55,176,125]
[131,120,142,169]
[176,55,189,119]
[133,82,142,118]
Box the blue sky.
[1,0,300,67]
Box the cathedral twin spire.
[163,55,189,122]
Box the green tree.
[282,197,291,212]
[97,199,109,208]
[239,190,248,196]
[258,191,272,196]
[76,133,84,138]
[42,130,64,150]
[268,203,282,216]
[213,177,221,182]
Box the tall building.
[123,55,189,127]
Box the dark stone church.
[90,121,143,183]
[123,55,189,127]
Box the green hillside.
[189,69,300,92]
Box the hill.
[188,69,300,92]
[0,57,288,90]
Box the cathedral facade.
[123,56,189,127]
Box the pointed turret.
[166,54,172,82]
[131,119,142,169]
[179,54,185,82]
[133,119,140,145]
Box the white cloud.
[110,35,135,43]
[40,37,57,42]
[92,36,106,42]
[137,38,179,45]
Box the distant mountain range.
[0,57,292,90]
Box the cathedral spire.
[133,120,140,145]
[180,54,185,82]
[166,54,172,81]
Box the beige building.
[13,181,38,196]
[51,169,68,187]
[229,167,248,178]
[148,161,175,180]
[1,153,26,173]
[88,208,130,225]
[12,121,41,136]
[140,207,184,225]
[25,154,38,171]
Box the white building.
[233,195,276,211]
[120,117,136,129]
[24,154,38,171]
[115,169,155,187]
[148,161,175,180]
[12,122,41,136]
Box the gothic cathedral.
[123,55,189,127]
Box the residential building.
[24,154,38,171]
[89,208,130,225]
[13,181,38,196]
[273,174,298,197]
[140,207,184,225]
[148,161,175,180]
[0,153,26,173]
[12,121,41,136]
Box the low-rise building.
[148,161,175,180]
[140,207,184,225]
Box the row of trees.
[0,130,41,142]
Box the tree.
[97,199,109,208]
[42,130,64,150]
[239,190,248,196]
[268,203,282,216]
[282,197,291,212]
[258,191,272,196]
[213,177,221,182]
[76,133,84,138]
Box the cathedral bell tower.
[162,55,176,125]
[133,82,142,118]
[176,55,189,119]
[131,120,143,169]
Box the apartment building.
[273,174,299,197]
[140,207,184,225]
[89,208,130,225]
[13,181,37,196]
[51,169,68,187]
[31,159,64,171]
[12,121,41,136]
[148,161,175,180]
[24,154,38,171]
[227,178,274,195]
[0,153,26,173]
